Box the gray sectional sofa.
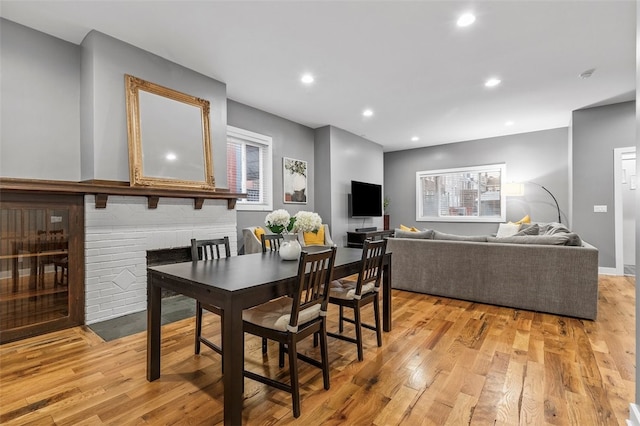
[386,223,599,319]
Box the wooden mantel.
[0,178,246,210]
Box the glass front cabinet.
[0,193,84,343]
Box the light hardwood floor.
[0,275,634,425]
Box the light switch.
[593,205,607,213]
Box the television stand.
[347,229,395,248]
[355,227,377,232]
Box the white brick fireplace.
[84,195,237,324]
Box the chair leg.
[339,305,344,333]
[313,332,318,347]
[194,301,203,354]
[373,295,382,347]
[354,305,364,362]
[319,322,330,390]
[279,343,285,368]
[288,338,301,418]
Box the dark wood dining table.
[146,246,392,425]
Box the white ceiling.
[1,0,636,152]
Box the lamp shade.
[504,182,525,197]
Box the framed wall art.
[283,157,307,204]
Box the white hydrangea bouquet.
[265,209,321,234]
[265,209,295,234]
[292,211,322,234]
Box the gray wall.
[1,19,81,180]
[80,31,228,186]
[384,128,569,236]
[227,100,315,253]
[636,1,640,404]
[572,101,636,269]
[314,126,332,236]
[316,126,384,247]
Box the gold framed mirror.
[125,74,215,190]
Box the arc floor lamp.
[504,182,562,224]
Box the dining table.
[146,246,392,426]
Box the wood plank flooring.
[0,275,634,425]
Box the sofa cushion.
[399,224,419,232]
[487,234,570,245]
[433,231,487,242]
[395,229,433,239]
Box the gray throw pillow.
[394,229,434,239]
[539,222,571,235]
[564,232,583,246]
[514,223,539,236]
[433,231,488,242]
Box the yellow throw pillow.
[304,226,325,245]
[254,227,269,248]
[400,224,419,232]
[515,214,531,224]
[410,227,419,232]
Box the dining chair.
[258,232,285,353]
[242,247,337,418]
[260,233,283,253]
[37,229,67,288]
[327,238,387,361]
[191,237,231,360]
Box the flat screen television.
[350,180,383,217]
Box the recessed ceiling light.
[411,136,420,142]
[505,121,514,126]
[457,13,476,27]
[485,78,501,88]
[362,109,374,117]
[165,152,177,161]
[301,73,314,84]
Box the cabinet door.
[0,193,84,343]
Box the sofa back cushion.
[487,234,570,245]
[433,231,488,242]
[394,229,434,239]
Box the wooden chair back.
[190,237,231,261]
[260,233,283,253]
[289,247,337,330]
[354,238,387,296]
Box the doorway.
[614,146,636,276]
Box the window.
[227,126,273,211]
[416,164,506,222]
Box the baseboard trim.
[627,403,640,426]
[599,267,619,275]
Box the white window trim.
[227,125,273,212]
[415,163,506,222]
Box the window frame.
[415,163,506,222]
[227,126,273,212]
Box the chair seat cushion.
[242,297,321,331]
[329,279,375,300]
